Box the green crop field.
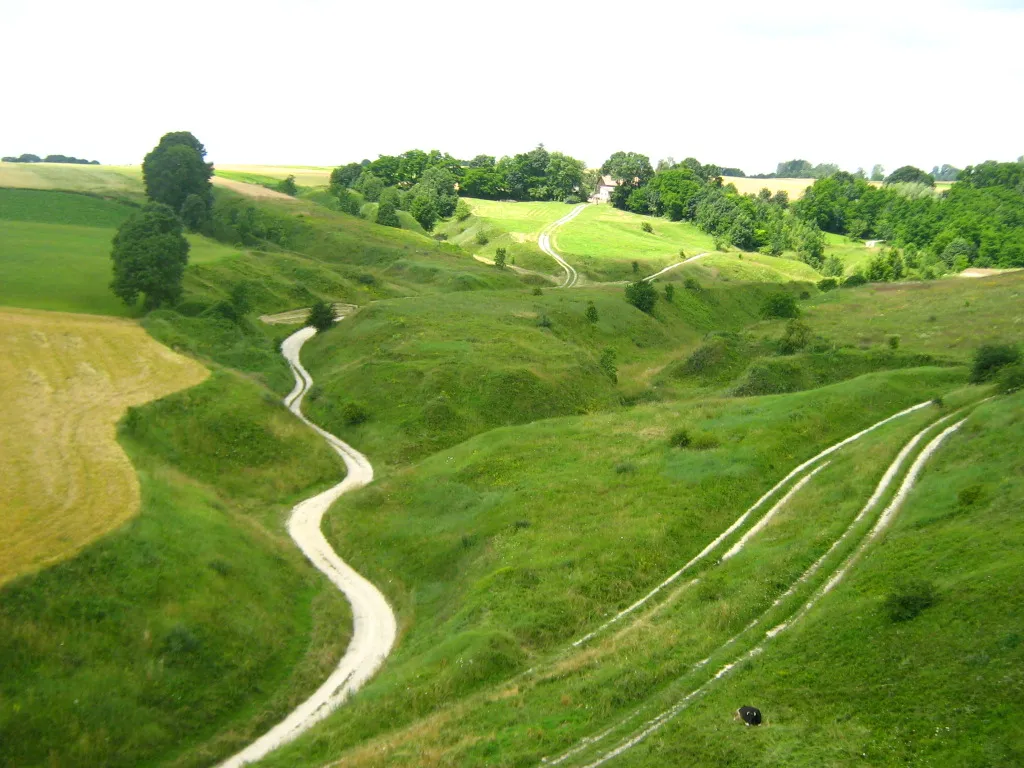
[0,190,243,315]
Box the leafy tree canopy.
[884,165,935,186]
[110,203,189,310]
[142,131,213,215]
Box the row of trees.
[110,131,215,309]
[328,145,593,231]
[2,153,99,164]
[794,161,1024,268]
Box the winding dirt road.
[538,205,586,287]
[642,252,711,282]
[218,325,396,768]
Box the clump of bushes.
[599,348,617,382]
[475,230,489,245]
[843,273,867,287]
[341,401,370,426]
[640,221,654,233]
[970,343,1020,383]
[683,276,701,291]
[537,314,553,328]
[306,299,337,331]
[585,301,599,323]
[760,292,800,319]
[668,428,719,450]
[884,579,938,622]
[777,319,812,355]
[494,247,507,269]
[625,280,657,314]
[817,277,838,292]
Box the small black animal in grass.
[735,705,762,726]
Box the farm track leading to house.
[538,204,586,287]
[218,324,396,768]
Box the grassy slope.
[763,271,1024,359]
[299,281,810,469]
[824,230,881,275]
[260,368,969,767]
[0,371,351,768]
[618,391,1024,768]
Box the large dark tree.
[884,165,935,186]
[141,132,213,221]
[110,203,190,309]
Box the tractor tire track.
[538,205,586,287]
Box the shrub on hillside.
[110,203,190,310]
[454,199,472,221]
[585,301,599,323]
[777,319,812,354]
[683,276,701,291]
[664,284,674,302]
[494,247,507,269]
[640,221,654,233]
[760,292,800,319]
[997,362,1024,394]
[341,401,370,426]
[625,280,658,314]
[276,175,298,196]
[668,428,719,450]
[306,299,337,331]
[599,348,617,382]
[970,344,1021,383]
[817,277,838,291]
[475,230,490,245]
[884,579,938,622]
[843,273,867,287]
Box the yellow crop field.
[0,308,208,584]
[216,164,333,186]
[723,176,816,199]
[0,161,144,200]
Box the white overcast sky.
[2,0,1022,174]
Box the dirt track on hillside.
[211,175,297,200]
[217,325,396,768]
[538,205,586,287]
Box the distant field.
[0,189,244,315]
[0,161,144,201]
[0,308,208,585]
[689,251,821,283]
[216,164,332,186]
[723,176,816,199]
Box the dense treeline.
[795,161,1024,270]
[2,153,99,164]
[329,145,593,232]
[599,151,826,268]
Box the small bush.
[683,277,701,291]
[957,484,983,508]
[537,314,553,328]
[997,362,1024,394]
[356,272,377,285]
[585,301,599,323]
[888,335,900,350]
[494,247,507,269]
[799,290,811,300]
[475,231,489,245]
[817,277,838,292]
[614,462,636,474]
[632,260,640,274]
[341,401,370,426]
[563,195,581,204]
[678,248,686,258]
[664,284,674,302]
[624,280,657,314]
[306,299,337,331]
[532,287,543,296]
[843,273,868,287]
[760,293,800,319]
[599,348,618,382]
[162,625,201,664]
[778,319,812,355]
[970,344,1020,383]
[668,428,691,448]
[640,221,653,233]
[454,199,472,221]
[884,580,938,622]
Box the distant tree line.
[2,153,100,164]
[328,145,593,232]
[794,160,1024,272]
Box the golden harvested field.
[0,308,208,584]
[0,161,144,200]
[723,176,816,199]
[216,164,333,186]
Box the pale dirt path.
[211,175,297,200]
[642,252,712,282]
[258,303,358,326]
[218,325,397,768]
[547,413,968,768]
[538,204,587,287]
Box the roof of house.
[599,175,617,187]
